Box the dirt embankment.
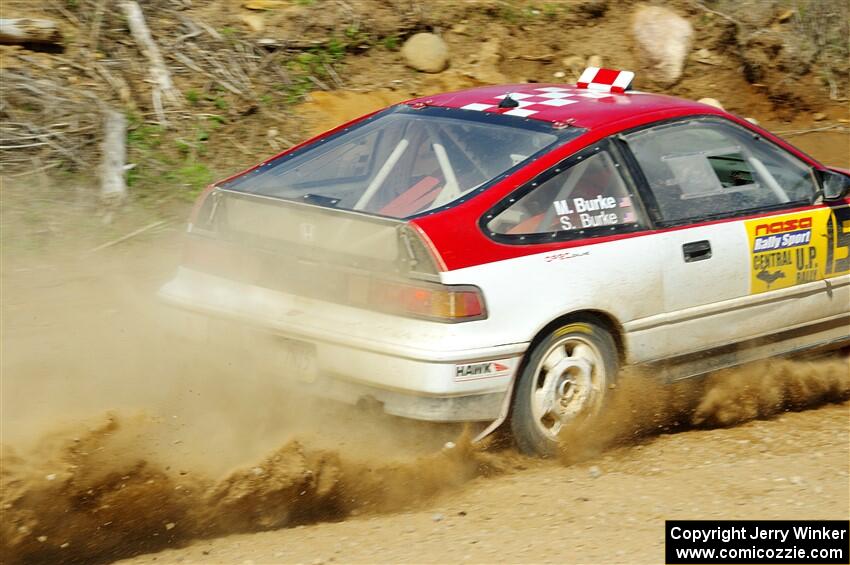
[2,0,847,195]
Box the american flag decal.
[577,67,635,93]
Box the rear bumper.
[300,371,508,422]
[159,267,524,421]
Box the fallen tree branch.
[774,124,847,136]
[689,1,741,26]
[122,1,181,125]
[83,220,168,255]
[0,18,64,45]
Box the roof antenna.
[498,93,520,108]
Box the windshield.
[221,107,568,218]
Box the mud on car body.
[160,68,850,456]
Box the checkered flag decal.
[460,86,616,118]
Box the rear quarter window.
[485,146,642,240]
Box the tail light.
[350,277,486,322]
[187,184,219,232]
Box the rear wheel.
[510,320,619,457]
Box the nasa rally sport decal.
[745,207,850,294]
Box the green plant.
[381,35,399,51]
[497,4,520,24]
[344,24,370,47]
[185,89,200,105]
[541,3,559,19]
[280,76,313,104]
[126,118,164,151]
[166,162,214,197]
[325,37,346,60]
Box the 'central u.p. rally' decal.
[746,207,850,294]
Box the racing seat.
[506,213,546,234]
[379,176,442,217]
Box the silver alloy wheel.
[529,335,605,439]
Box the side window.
[624,120,818,225]
[487,149,640,236]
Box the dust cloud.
[557,357,850,464]
[1,216,508,564]
[2,206,849,564]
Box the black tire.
[510,319,619,457]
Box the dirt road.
[117,403,849,564]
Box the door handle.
[683,240,712,262]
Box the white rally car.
[161,68,850,455]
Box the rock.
[432,513,444,522]
[239,14,265,33]
[697,97,724,110]
[745,117,760,125]
[562,55,584,71]
[553,71,566,79]
[632,5,693,86]
[740,28,815,106]
[588,465,602,478]
[812,112,826,121]
[586,54,603,69]
[694,48,716,65]
[562,55,585,81]
[401,33,449,73]
[442,35,505,84]
[443,441,456,450]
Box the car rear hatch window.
[219,106,568,218]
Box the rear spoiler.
[188,188,444,280]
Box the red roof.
[406,83,720,130]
